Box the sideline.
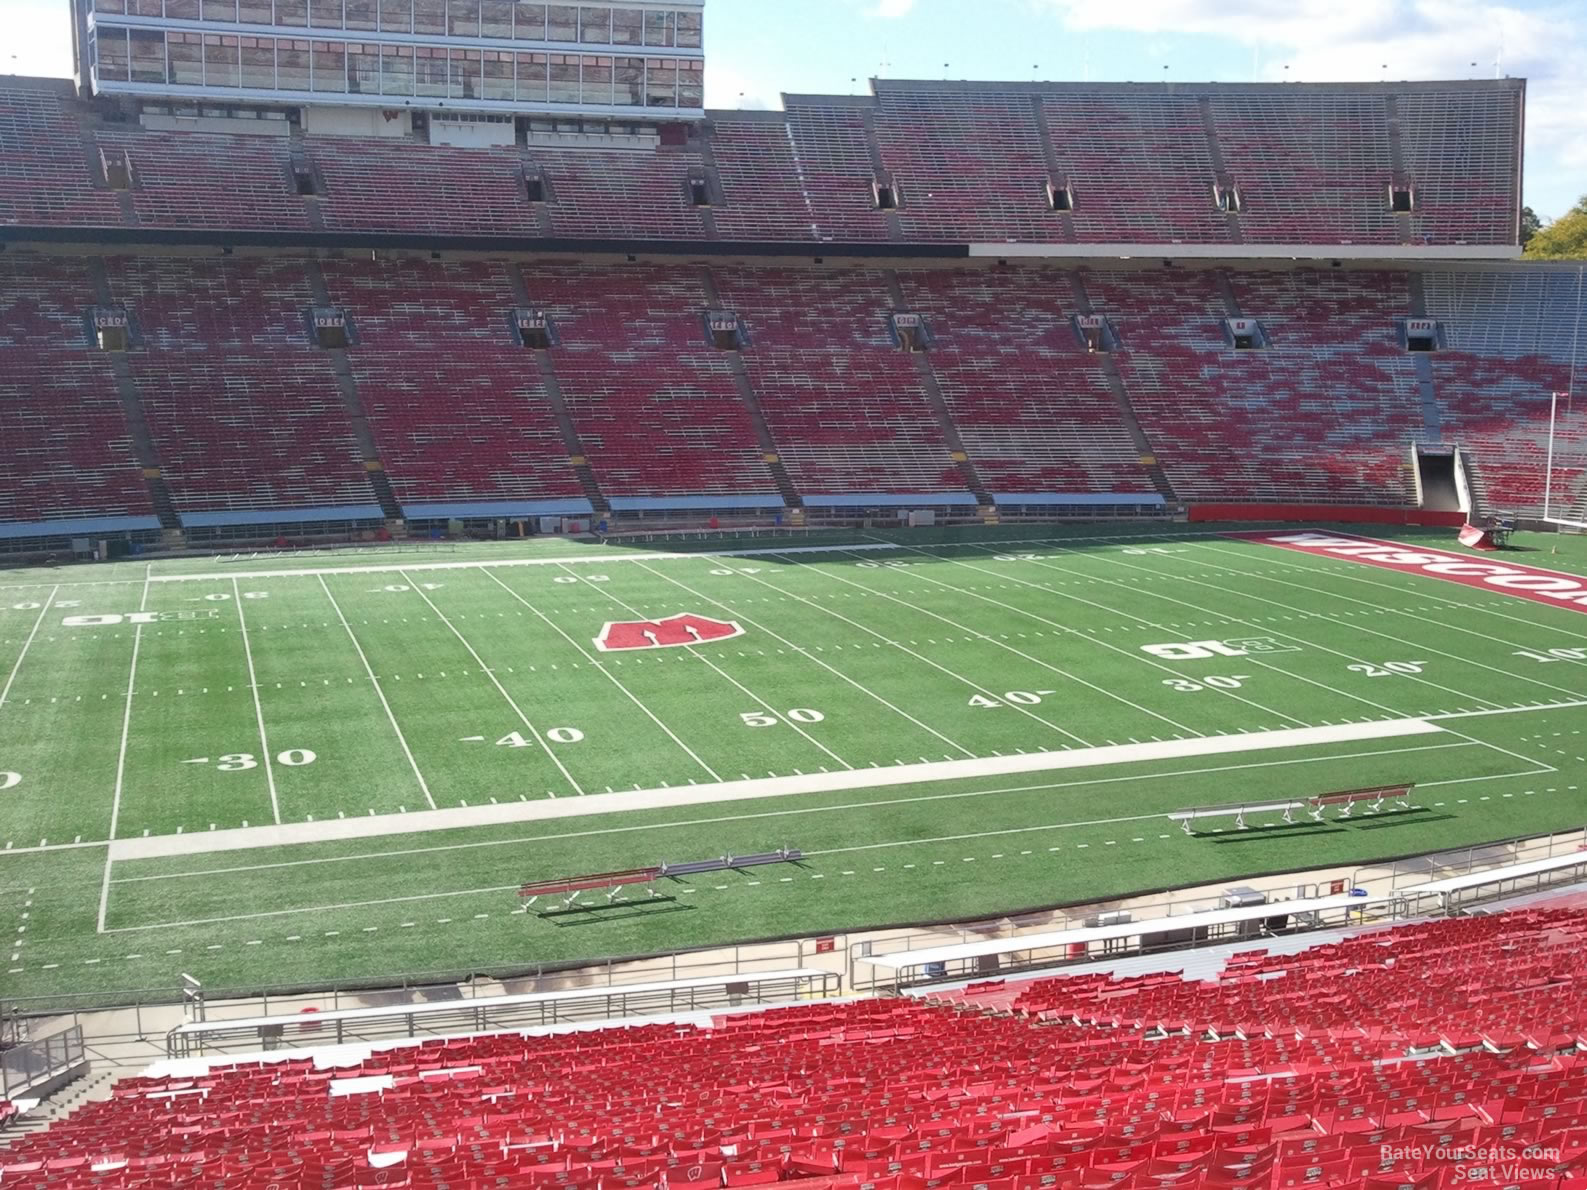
[108,718,1444,863]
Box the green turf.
[2,522,1586,1005]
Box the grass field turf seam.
[2,523,1587,1002]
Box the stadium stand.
[527,263,780,502]
[93,123,312,233]
[104,255,376,521]
[1422,269,1587,514]
[0,77,1523,247]
[1090,268,1422,504]
[321,256,584,514]
[0,257,154,532]
[6,906,1587,1187]
[711,267,971,499]
[1206,89,1400,246]
[893,267,1154,497]
[0,79,123,228]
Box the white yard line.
[101,882,527,933]
[1179,543,1587,703]
[1203,539,1587,649]
[145,542,904,583]
[318,575,437,810]
[98,570,151,932]
[480,569,721,782]
[1028,542,1510,717]
[711,556,1088,746]
[931,541,1310,728]
[819,548,1202,740]
[942,540,1461,726]
[132,530,1255,585]
[233,578,281,826]
[554,562,853,771]
[0,584,59,710]
[107,718,1446,862]
[398,568,585,796]
[632,558,975,759]
[106,739,1480,884]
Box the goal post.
[1543,389,1587,532]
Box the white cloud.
[7,0,75,78]
[704,62,780,111]
[1034,0,1587,216]
[872,0,918,16]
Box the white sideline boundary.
[144,541,904,583]
[107,718,1443,863]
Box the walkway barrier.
[166,968,837,1057]
[1,1025,87,1099]
[1398,850,1587,915]
[856,892,1394,990]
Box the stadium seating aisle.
[712,267,969,495]
[93,125,310,233]
[1093,268,1422,504]
[0,257,152,525]
[7,907,1587,1187]
[106,256,374,515]
[1423,271,1587,513]
[894,268,1153,495]
[0,81,123,228]
[323,257,583,508]
[526,264,779,498]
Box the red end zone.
[1231,530,1587,615]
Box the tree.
[1524,196,1587,260]
[1520,205,1541,246]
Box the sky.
[6,0,1583,219]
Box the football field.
[3,523,1587,1004]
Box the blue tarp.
[992,492,1166,506]
[607,494,785,512]
[179,505,385,528]
[802,492,979,508]
[402,499,594,519]
[0,515,162,540]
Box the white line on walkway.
[105,739,1478,884]
[319,575,436,810]
[481,569,721,782]
[633,559,974,759]
[0,584,59,710]
[556,562,852,770]
[399,568,584,796]
[107,718,1445,863]
[99,572,150,933]
[234,578,281,825]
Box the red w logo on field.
[593,612,744,652]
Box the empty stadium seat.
[8,907,1587,1188]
